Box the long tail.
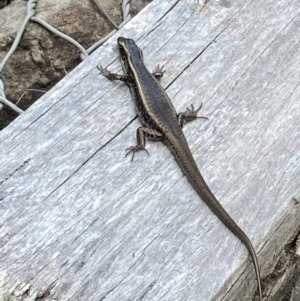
[166,132,263,300]
[190,171,263,300]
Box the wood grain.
[0,0,300,300]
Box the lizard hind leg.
[126,127,163,162]
[177,103,208,128]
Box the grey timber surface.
[0,0,300,300]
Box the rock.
[0,0,114,129]
[0,0,9,10]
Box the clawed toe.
[98,65,113,79]
[125,145,149,162]
[152,64,165,80]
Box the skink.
[99,37,263,301]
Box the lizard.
[98,36,263,301]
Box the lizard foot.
[152,64,165,80]
[178,103,209,127]
[185,103,208,121]
[125,145,150,162]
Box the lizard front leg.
[99,64,164,82]
[126,127,163,162]
[151,65,165,81]
[98,65,131,83]
[177,103,208,128]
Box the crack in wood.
[136,280,157,301]
[2,158,30,183]
[166,25,229,90]
[263,228,300,300]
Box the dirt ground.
[0,0,152,130]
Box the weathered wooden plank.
[0,0,300,300]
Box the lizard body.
[99,37,263,301]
